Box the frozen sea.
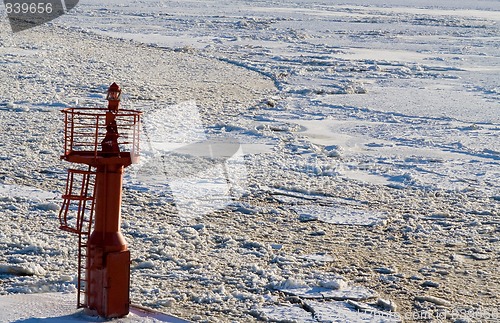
[0,0,499,322]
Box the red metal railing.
[61,108,142,165]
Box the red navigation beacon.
[58,83,142,318]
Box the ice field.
[0,0,499,322]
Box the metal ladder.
[59,167,96,308]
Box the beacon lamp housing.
[106,82,122,113]
[106,82,122,101]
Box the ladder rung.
[59,226,80,234]
[62,195,94,201]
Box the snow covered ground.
[1,0,499,322]
[0,292,190,322]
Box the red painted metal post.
[87,163,130,317]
